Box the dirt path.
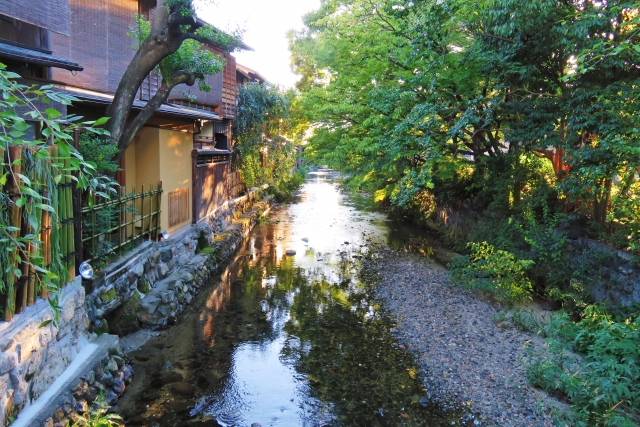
[365,248,564,427]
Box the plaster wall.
[123,143,137,191]
[158,129,192,232]
[134,127,161,231]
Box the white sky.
[197,0,321,89]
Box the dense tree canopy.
[234,82,308,196]
[290,5,640,423]
[290,0,639,242]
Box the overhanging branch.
[117,71,196,157]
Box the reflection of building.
[0,0,252,234]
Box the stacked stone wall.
[87,186,269,334]
[0,281,89,426]
[41,344,132,427]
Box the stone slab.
[10,334,118,427]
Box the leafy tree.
[291,0,639,231]
[234,82,306,197]
[106,0,244,162]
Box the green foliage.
[526,306,640,426]
[158,37,224,92]
[78,133,119,176]
[90,240,116,270]
[71,394,124,426]
[234,82,307,199]
[291,0,640,253]
[235,82,291,153]
[289,3,639,423]
[448,242,534,306]
[0,64,116,300]
[493,308,541,333]
[128,14,226,94]
[77,133,121,269]
[607,177,640,253]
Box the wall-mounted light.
[161,230,170,240]
[79,262,94,280]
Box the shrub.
[526,307,640,426]
[71,394,123,426]
[448,241,534,305]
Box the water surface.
[118,172,459,427]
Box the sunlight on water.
[119,171,458,427]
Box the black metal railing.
[81,182,162,265]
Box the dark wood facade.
[1,0,245,227]
[191,150,230,223]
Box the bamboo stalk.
[65,157,75,281]
[41,189,50,299]
[6,146,24,319]
[141,183,145,239]
[131,185,135,244]
[149,183,154,240]
[155,181,162,241]
[89,201,95,259]
[27,227,38,305]
[117,187,122,249]
[6,147,21,317]
[59,169,68,279]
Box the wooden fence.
[229,170,246,199]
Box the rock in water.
[171,381,195,397]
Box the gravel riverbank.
[365,247,563,427]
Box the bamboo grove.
[0,66,114,321]
[289,0,640,252]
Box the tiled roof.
[0,42,82,71]
[58,86,222,121]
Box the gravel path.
[365,248,563,427]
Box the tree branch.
[116,71,196,160]
[168,11,197,27]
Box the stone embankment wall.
[43,342,132,427]
[87,186,270,334]
[0,281,88,426]
[1,186,270,427]
[431,204,640,306]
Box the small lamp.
[79,262,94,280]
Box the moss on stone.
[101,288,117,303]
[93,319,110,335]
[106,292,142,336]
[137,277,151,294]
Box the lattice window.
[168,188,189,227]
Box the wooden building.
[0,0,249,235]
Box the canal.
[117,171,460,427]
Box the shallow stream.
[117,172,460,427]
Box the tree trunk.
[620,168,637,196]
[105,0,193,163]
[593,177,612,225]
[116,72,197,160]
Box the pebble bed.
[366,248,562,427]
